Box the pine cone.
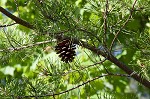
[55,39,76,63]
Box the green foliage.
[0,0,150,98]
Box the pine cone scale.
[55,39,76,63]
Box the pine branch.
[16,74,130,98]
[110,0,138,50]
[103,0,109,47]
[61,59,106,76]
[0,40,53,52]
[0,6,150,89]
[72,38,150,89]
[0,6,34,29]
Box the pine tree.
[0,0,150,98]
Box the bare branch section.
[0,6,34,29]
[0,4,150,89]
[16,74,130,98]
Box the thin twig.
[39,59,106,77]
[14,0,20,17]
[109,0,137,51]
[3,29,16,49]
[0,40,55,52]
[103,0,109,47]
[77,28,102,43]
[0,23,17,27]
[61,59,106,76]
[16,73,130,98]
